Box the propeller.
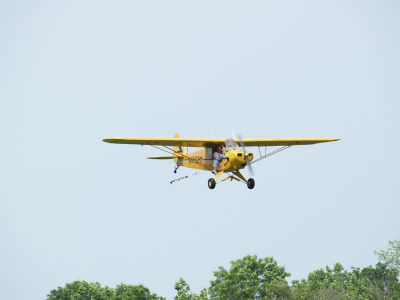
[236,134,254,176]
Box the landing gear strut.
[174,165,180,174]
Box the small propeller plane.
[103,134,339,189]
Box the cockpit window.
[225,138,240,151]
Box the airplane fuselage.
[176,148,253,173]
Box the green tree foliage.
[113,283,164,300]
[291,263,356,300]
[47,281,114,300]
[174,278,207,300]
[174,278,191,300]
[208,255,291,299]
[375,240,400,271]
[46,280,165,300]
[356,263,400,299]
[291,262,400,300]
[48,241,400,300]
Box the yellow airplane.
[103,134,339,189]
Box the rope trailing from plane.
[170,172,199,184]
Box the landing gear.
[247,178,255,189]
[207,171,254,189]
[208,178,216,189]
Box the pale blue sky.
[1,1,399,299]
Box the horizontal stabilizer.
[147,156,175,160]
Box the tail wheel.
[247,178,255,189]
[208,178,216,189]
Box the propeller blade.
[237,134,254,176]
[246,157,254,176]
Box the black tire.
[247,178,255,189]
[208,178,216,189]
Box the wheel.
[247,178,255,189]
[208,178,216,189]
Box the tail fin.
[173,133,186,165]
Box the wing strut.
[150,145,190,160]
[251,146,292,165]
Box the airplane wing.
[103,137,226,147]
[239,138,340,146]
[103,137,339,147]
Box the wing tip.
[103,138,122,143]
[316,138,340,144]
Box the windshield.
[225,138,240,151]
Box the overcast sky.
[1,1,399,299]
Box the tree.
[47,281,114,300]
[46,280,165,300]
[375,240,400,271]
[174,278,192,300]
[357,263,400,300]
[174,278,207,300]
[48,243,400,300]
[291,263,363,300]
[208,255,290,299]
[291,262,400,300]
[114,283,165,300]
